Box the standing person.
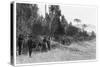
[18,34,23,55]
[38,41,42,51]
[42,37,48,51]
[27,35,33,57]
[47,37,51,50]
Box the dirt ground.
[16,39,96,64]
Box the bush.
[66,25,79,36]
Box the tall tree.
[48,5,62,38]
[61,15,68,33]
[16,3,39,37]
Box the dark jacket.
[28,39,33,48]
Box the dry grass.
[16,39,96,64]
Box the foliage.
[48,5,66,38]
[74,18,81,23]
[66,25,80,36]
[16,3,96,45]
[16,3,39,38]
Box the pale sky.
[37,4,97,32]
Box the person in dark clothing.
[42,37,48,52]
[18,34,23,55]
[27,36,33,57]
[47,40,51,50]
[62,40,65,45]
[38,42,42,51]
[45,36,51,50]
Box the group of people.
[17,34,51,57]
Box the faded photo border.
[12,1,98,66]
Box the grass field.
[16,39,96,64]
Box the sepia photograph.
[12,1,97,65]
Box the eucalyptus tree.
[48,5,62,38]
